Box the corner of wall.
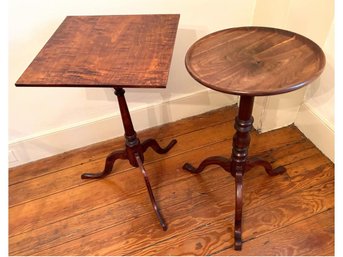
[294,103,334,162]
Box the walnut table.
[16,14,180,230]
[183,27,325,250]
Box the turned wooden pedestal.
[81,88,177,230]
[15,14,180,230]
[80,87,177,230]
[184,26,326,250]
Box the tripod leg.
[142,138,177,154]
[234,169,243,250]
[247,158,286,176]
[135,153,168,231]
[183,156,232,175]
[81,150,127,179]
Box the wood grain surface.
[16,14,180,88]
[185,27,325,96]
[9,106,334,256]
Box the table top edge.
[184,26,326,96]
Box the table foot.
[234,238,242,251]
[234,169,243,250]
[142,138,177,154]
[247,158,286,176]
[81,150,127,179]
[182,156,232,174]
[135,153,168,231]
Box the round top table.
[185,26,325,96]
[182,26,326,251]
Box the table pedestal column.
[81,88,177,231]
[183,95,286,250]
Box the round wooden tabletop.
[185,27,325,96]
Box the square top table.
[16,14,180,230]
[16,14,179,88]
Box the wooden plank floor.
[9,106,334,256]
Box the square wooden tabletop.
[16,14,180,88]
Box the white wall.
[295,20,335,161]
[251,0,334,161]
[9,0,256,166]
[302,20,334,129]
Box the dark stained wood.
[185,26,326,96]
[79,88,176,230]
[16,14,180,88]
[231,95,253,249]
[9,107,334,256]
[15,15,180,230]
[183,96,286,250]
[184,27,326,250]
[80,88,176,179]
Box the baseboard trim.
[294,103,334,162]
[9,89,237,167]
